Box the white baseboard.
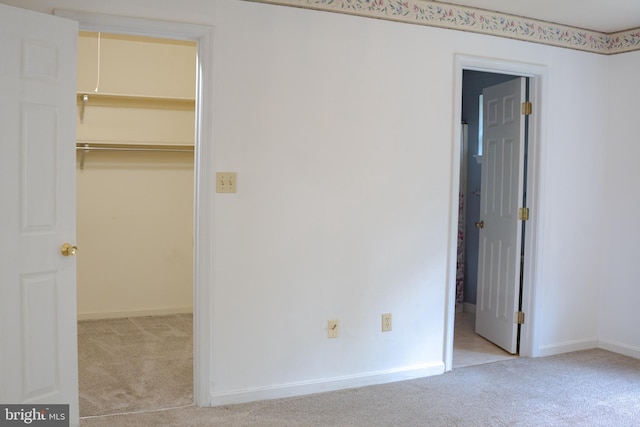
[77,306,193,321]
[598,339,640,359]
[463,302,476,314]
[210,362,445,406]
[534,337,598,357]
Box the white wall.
[530,47,608,355]
[600,50,640,358]
[1,0,616,405]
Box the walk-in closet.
[75,31,197,416]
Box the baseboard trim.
[535,337,598,357]
[77,306,193,321]
[210,362,445,406]
[598,339,640,359]
[463,303,476,314]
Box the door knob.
[475,220,484,229]
[60,243,78,256]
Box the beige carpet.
[77,310,498,417]
[80,348,640,426]
[77,314,193,416]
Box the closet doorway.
[75,31,197,416]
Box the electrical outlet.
[216,172,237,193]
[327,320,339,338]
[381,313,392,332]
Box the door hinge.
[518,207,529,221]
[515,311,525,325]
[521,101,532,116]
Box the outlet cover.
[381,313,392,332]
[216,172,237,193]
[327,320,339,338]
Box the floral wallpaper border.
[247,0,640,55]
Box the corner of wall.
[598,340,640,360]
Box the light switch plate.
[216,172,237,193]
[327,320,339,338]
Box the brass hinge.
[515,311,525,325]
[518,207,529,221]
[521,101,532,116]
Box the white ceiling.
[436,0,640,33]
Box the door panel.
[21,104,58,230]
[475,77,526,354]
[0,3,79,424]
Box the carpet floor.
[78,314,193,416]
[78,311,508,417]
[80,348,640,426]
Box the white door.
[0,4,79,425]
[475,77,527,354]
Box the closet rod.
[76,143,194,170]
[76,143,194,153]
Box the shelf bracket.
[80,143,89,170]
[80,94,88,124]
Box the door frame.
[54,10,214,406]
[444,55,547,370]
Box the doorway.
[446,55,545,371]
[453,70,523,367]
[75,31,196,416]
[54,9,215,410]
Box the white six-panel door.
[475,77,526,354]
[0,3,79,425]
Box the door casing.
[54,9,215,406]
[445,54,547,370]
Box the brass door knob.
[475,220,484,229]
[61,243,78,256]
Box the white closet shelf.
[77,92,195,103]
[77,92,195,123]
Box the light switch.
[216,172,237,193]
[327,320,339,338]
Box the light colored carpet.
[77,314,193,416]
[77,311,502,417]
[80,349,640,426]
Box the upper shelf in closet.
[77,92,195,120]
[78,31,196,101]
[77,32,197,149]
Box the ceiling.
[435,0,640,33]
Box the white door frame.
[54,10,214,406]
[445,55,547,370]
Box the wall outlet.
[327,320,339,338]
[216,172,237,193]
[381,313,392,332]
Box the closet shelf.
[76,142,194,170]
[77,92,195,123]
[77,92,195,104]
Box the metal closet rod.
[76,142,194,170]
[76,142,194,153]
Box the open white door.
[475,77,527,354]
[0,3,79,425]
